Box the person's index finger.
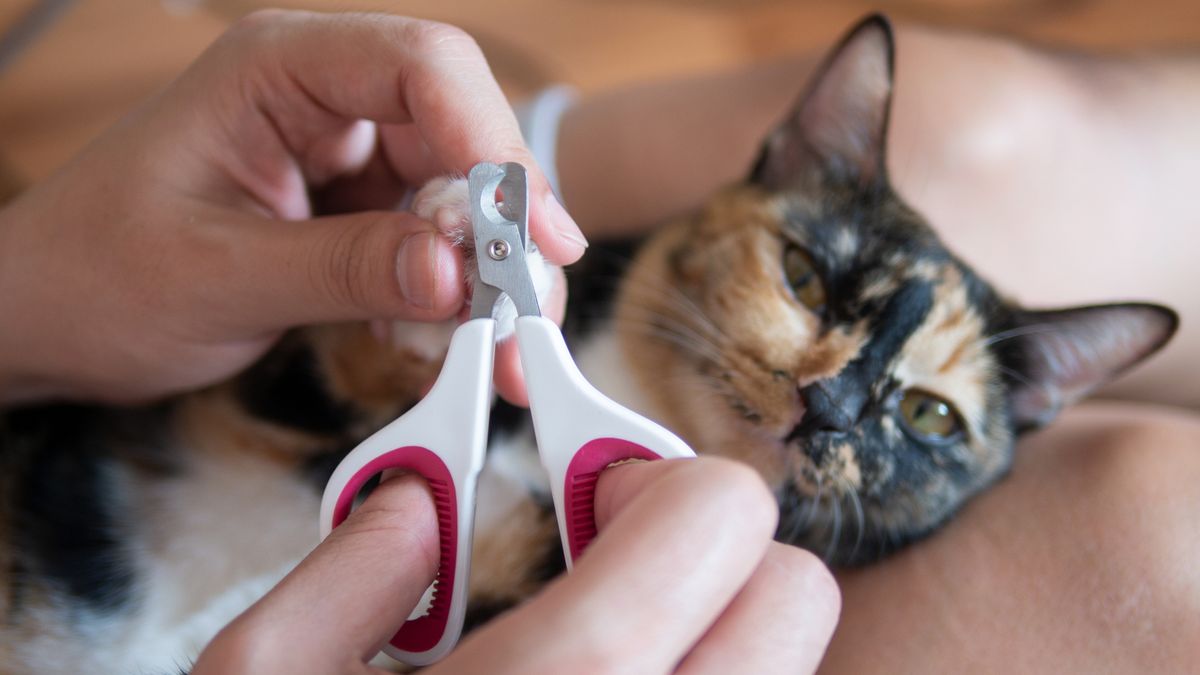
[235,10,426,124]
[235,11,526,176]
[238,474,440,666]
[375,18,588,266]
[244,10,586,265]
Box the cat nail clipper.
[318,162,696,665]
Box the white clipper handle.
[516,316,696,568]
[319,319,495,665]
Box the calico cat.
[0,15,1175,675]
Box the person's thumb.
[195,474,440,673]
[222,210,466,333]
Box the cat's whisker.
[995,365,1037,389]
[620,292,729,354]
[566,267,722,343]
[800,471,825,535]
[824,489,843,563]
[618,299,742,399]
[983,323,1063,347]
[996,364,1058,409]
[882,519,900,549]
[614,314,734,372]
[620,308,727,363]
[840,475,866,562]
[618,303,750,407]
[781,471,823,547]
[619,279,732,345]
[616,263,720,326]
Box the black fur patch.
[486,399,531,440]
[302,439,359,491]
[236,334,353,435]
[463,596,518,635]
[797,279,933,435]
[562,239,641,337]
[4,405,141,616]
[528,522,567,584]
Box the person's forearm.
[554,26,1200,408]
[556,55,816,239]
[887,28,1200,406]
[0,199,40,405]
[0,190,76,406]
[551,27,1048,239]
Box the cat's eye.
[897,390,963,443]
[783,244,826,311]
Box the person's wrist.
[0,194,66,406]
[0,203,29,405]
[0,367,57,407]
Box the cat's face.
[619,184,1016,563]
[616,15,1176,564]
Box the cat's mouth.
[781,415,810,448]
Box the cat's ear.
[751,14,895,191]
[1004,303,1177,430]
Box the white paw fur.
[385,177,558,355]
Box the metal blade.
[467,162,541,320]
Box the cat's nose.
[797,381,865,433]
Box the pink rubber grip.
[329,446,457,653]
[562,438,664,561]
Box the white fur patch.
[405,177,558,344]
[13,177,593,673]
[475,432,548,535]
[470,325,647,540]
[383,320,457,361]
[573,326,662,420]
[12,441,318,675]
[16,329,646,675]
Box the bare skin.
[0,11,840,673]
[557,24,1200,409]
[196,459,839,675]
[824,403,1200,673]
[0,10,588,407]
[554,21,1200,672]
[2,12,1195,671]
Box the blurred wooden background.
[1,0,1198,184]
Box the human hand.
[193,459,840,674]
[0,10,585,406]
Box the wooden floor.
[0,0,1198,182]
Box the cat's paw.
[410,176,557,340]
[411,176,472,247]
[377,178,558,357]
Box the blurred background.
[1,0,1198,187]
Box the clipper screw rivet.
[487,239,510,261]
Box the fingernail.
[398,231,438,311]
[544,193,588,256]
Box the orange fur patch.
[893,266,1009,470]
[468,499,558,601]
[310,323,441,430]
[618,186,871,487]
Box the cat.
[0,14,1175,675]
